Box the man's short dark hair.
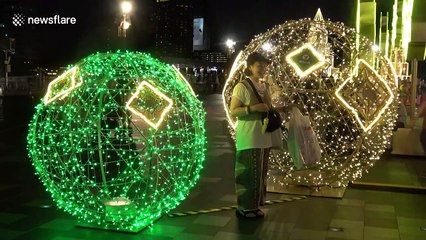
[246,52,271,66]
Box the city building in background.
[154,0,195,58]
[193,51,227,64]
[154,0,219,62]
[153,0,227,94]
[193,17,210,51]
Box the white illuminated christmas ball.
[223,19,399,187]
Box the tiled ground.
[1,94,426,240]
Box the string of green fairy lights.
[222,18,399,187]
[27,51,206,231]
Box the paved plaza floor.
[0,94,425,240]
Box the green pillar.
[357,0,377,63]
[379,12,390,58]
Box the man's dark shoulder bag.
[243,78,282,132]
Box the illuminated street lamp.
[372,44,380,68]
[2,38,14,91]
[118,1,132,38]
[121,1,132,14]
[122,20,131,30]
[226,39,236,58]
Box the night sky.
[2,0,398,68]
[209,0,357,47]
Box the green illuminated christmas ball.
[27,51,206,231]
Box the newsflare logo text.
[12,13,77,27]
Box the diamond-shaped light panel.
[126,81,173,129]
[285,43,326,78]
[44,67,80,105]
[335,59,395,132]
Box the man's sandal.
[235,209,265,219]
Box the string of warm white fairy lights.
[223,18,399,187]
[28,51,206,231]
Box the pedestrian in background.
[409,86,426,152]
[417,88,426,152]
